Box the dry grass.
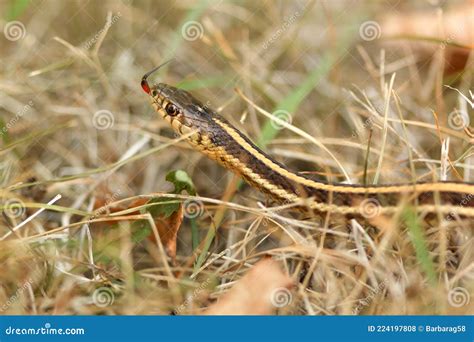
[0,0,473,315]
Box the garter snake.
[141,63,474,219]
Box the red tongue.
[141,80,151,94]
[141,60,173,94]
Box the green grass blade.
[177,74,231,91]
[162,0,209,64]
[194,224,215,271]
[403,207,437,286]
[256,17,360,148]
[0,121,74,154]
[0,118,10,145]
[5,0,30,20]
[190,218,199,251]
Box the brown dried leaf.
[150,203,183,261]
[92,197,184,260]
[381,2,474,73]
[204,258,294,315]
[382,3,473,46]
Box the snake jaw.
[159,109,201,143]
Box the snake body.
[141,66,474,218]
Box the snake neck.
[197,116,474,217]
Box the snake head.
[145,80,220,150]
[142,63,222,150]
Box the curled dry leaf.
[91,170,197,261]
[92,197,184,261]
[149,203,183,261]
[204,258,294,315]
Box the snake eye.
[151,90,158,97]
[165,103,179,116]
